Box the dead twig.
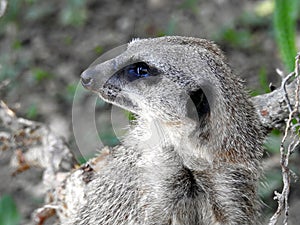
[268,53,300,225]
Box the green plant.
[25,103,38,119]
[124,110,136,121]
[217,27,252,48]
[77,156,87,164]
[0,195,21,225]
[94,45,104,55]
[31,68,53,82]
[12,39,22,50]
[273,0,299,72]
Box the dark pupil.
[128,63,149,78]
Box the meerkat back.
[71,36,263,225]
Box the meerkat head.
[81,36,263,163]
[80,36,228,124]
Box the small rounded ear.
[186,88,210,124]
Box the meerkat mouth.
[98,91,139,115]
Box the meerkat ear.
[186,88,210,123]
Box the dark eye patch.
[124,62,159,82]
[102,62,160,100]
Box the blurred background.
[0,0,300,224]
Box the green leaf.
[12,40,22,50]
[77,156,87,164]
[32,68,52,82]
[25,104,38,119]
[124,110,136,121]
[273,0,298,72]
[0,195,21,225]
[221,28,252,48]
[94,46,103,55]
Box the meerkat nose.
[81,69,95,89]
[81,77,92,86]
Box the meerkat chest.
[136,145,211,225]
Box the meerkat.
[73,36,264,225]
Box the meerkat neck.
[125,115,213,169]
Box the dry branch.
[252,76,297,131]
[267,55,300,225]
[0,100,77,224]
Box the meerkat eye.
[126,62,151,81]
